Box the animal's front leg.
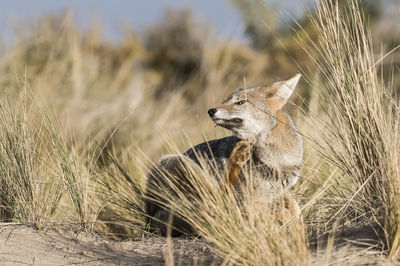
[226,140,253,189]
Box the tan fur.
[217,103,235,113]
[225,139,302,219]
[226,140,252,189]
[282,192,302,221]
[266,98,285,113]
[145,74,303,235]
[220,74,303,217]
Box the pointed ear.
[267,74,301,112]
[274,73,301,101]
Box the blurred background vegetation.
[1,0,398,159]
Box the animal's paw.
[230,140,253,166]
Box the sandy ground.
[0,223,218,265]
[0,223,397,266]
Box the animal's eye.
[235,100,247,105]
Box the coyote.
[145,74,303,236]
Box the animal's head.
[208,74,301,140]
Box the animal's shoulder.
[184,136,241,163]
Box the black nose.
[208,108,217,117]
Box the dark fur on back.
[184,136,240,175]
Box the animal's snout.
[208,108,217,117]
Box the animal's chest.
[241,158,278,181]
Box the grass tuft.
[298,0,400,258]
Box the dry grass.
[145,155,311,265]
[0,87,102,229]
[0,92,62,225]
[0,0,399,264]
[297,0,400,259]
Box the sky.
[0,0,312,42]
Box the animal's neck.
[253,110,302,169]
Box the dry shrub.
[145,9,207,101]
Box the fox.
[145,74,303,236]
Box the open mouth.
[213,118,243,129]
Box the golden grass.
[0,1,399,264]
[0,88,102,229]
[297,0,400,259]
[145,155,310,265]
[0,92,62,225]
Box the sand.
[0,223,217,265]
[0,223,396,265]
